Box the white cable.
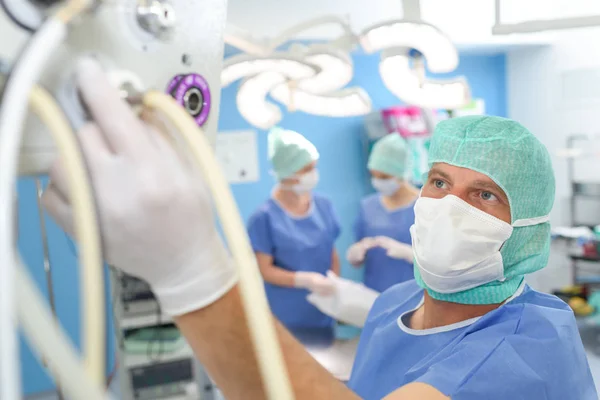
[15,261,112,400]
[0,18,67,400]
[28,85,105,388]
[143,91,294,400]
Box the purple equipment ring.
[166,73,211,126]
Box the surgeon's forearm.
[331,249,341,275]
[174,285,359,400]
[256,252,296,287]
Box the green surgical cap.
[268,127,319,180]
[414,115,556,305]
[367,134,408,178]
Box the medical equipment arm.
[173,284,359,399]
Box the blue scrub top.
[354,194,415,292]
[247,193,341,330]
[348,280,597,400]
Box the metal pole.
[401,0,421,21]
[34,178,64,400]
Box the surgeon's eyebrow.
[472,180,509,202]
[428,167,452,181]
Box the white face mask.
[372,177,401,196]
[410,195,549,294]
[287,169,319,194]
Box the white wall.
[508,27,600,227]
[508,27,600,291]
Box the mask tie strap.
[512,215,550,228]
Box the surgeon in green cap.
[346,133,420,292]
[246,127,341,334]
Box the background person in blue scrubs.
[346,134,419,292]
[247,127,341,334]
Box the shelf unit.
[566,135,600,287]
[110,268,217,400]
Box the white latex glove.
[42,58,237,316]
[294,272,335,296]
[375,236,414,262]
[346,238,377,266]
[307,271,380,328]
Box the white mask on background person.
[371,177,401,196]
[287,169,319,194]
[410,195,548,294]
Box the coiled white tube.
[0,18,68,400]
[28,85,105,387]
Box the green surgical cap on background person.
[367,134,409,179]
[268,127,319,180]
[414,115,556,305]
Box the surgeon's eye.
[480,191,498,202]
[433,179,446,189]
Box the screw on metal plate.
[136,0,176,40]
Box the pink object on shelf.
[381,106,429,139]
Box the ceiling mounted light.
[270,84,372,117]
[221,54,319,88]
[222,16,372,128]
[236,72,286,130]
[379,48,470,110]
[289,44,354,94]
[360,20,458,73]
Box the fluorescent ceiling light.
[380,51,470,110]
[270,84,372,117]
[221,54,319,88]
[236,72,285,129]
[360,20,458,73]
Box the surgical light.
[379,49,470,110]
[222,17,373,128]
[360,20,458,73]
[221,54,318,88]
[236,71,285,130]
[293,46,353,93]
[271,84,372,117]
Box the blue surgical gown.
[348,280,597,400]
[247,193,340,330]
[354,194,415,292]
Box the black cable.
[0,0,37,33]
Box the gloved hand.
[307,271,379,328]
[346,238,377,266]
[41,58,237,316]
[375,236,414,262]
[294,272,335,296]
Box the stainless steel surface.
[183,87,203,116]
[573,182,600,197]
[136,0,176,40]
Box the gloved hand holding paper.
[307,272,380,328]
[375,236,414,262]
